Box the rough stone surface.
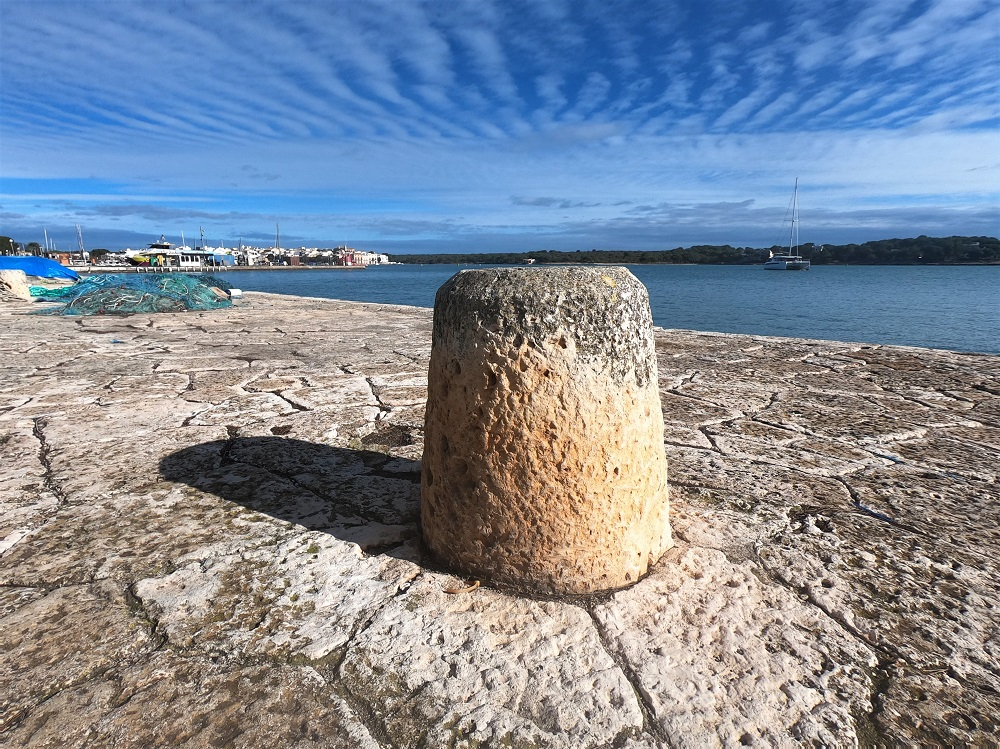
[1,291,998,747]
[0,270,32,301]
[422,267,670,594]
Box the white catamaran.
[764,179,810,270]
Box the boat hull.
[764,256,810,270]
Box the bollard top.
[432,266,656,387]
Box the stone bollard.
[421,267,671,595]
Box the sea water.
[221,264,999,355]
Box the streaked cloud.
[0,0,996,251]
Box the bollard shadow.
[159,436,423,562]
[160,435,652,605]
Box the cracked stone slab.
[3,650,380,749]
[0,581,155,733]
[0,292,997,747]
[336,573,645,748]
[133,533,421,660]
[592,546,878,746]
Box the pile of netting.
[31,274,235,315]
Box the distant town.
[0,232,389,269]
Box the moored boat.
[765,179,810,270]
[763,252,810,270]
[127,235,232,269]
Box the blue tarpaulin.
[0,256,80,280]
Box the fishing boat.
[764,179,810,270]
[127,235,225,269]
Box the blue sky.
[1,0,998,252]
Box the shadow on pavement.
[159,435,423,559]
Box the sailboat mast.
[789,178,799,256]
[76,224,86,263]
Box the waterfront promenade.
[1,292,997,746]
[74,263,369,274]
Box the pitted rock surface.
[431,266,657,386]
[1,291,997,747]
[423,267,670,594]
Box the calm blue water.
[223,264,999,355]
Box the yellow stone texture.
[422,267,670,594]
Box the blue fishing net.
[31,274,235,315]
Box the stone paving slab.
[1,292,997,747]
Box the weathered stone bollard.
[421,267,671,594]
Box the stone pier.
[421,267,671,594]
[1,292,997,747]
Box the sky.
[1,0,998,253]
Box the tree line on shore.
[389,236,999,265]
[3,234,997,266]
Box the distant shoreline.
[69,260,1000,276]
[392,259,1000,267]
[387,236,999,266]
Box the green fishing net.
[31,274,234,315]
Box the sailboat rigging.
[764,179,810,270]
